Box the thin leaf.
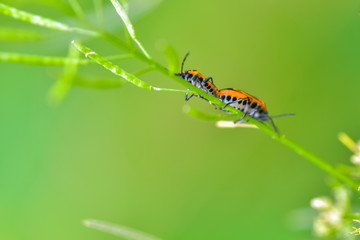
[47,43,80,104]
[72,41,189,93]
[0,52,86,65]
[83,219,162,240]
[162,43,179,74]
[73,76,127,89]
[0,52,132,66]
[0,0,74,16]
[0,28,48,41]
[183,105,238,121]
[93,0,104,27]
[338,132,358,154]
[0,3,98,36]
[110,0,151,59]
[68,0,86,21]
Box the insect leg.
[268,117,279,135]
[185,89,196,101]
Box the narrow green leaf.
[93,0,104,27]
[47,43,80,104]
[162,43,179,74]
[110,0,151,59]
[0,28,48,41]
[72,41,189,93]
[0,3,98,36]
[0,52,132,66]
[0,0,74,16]
[68,0,86,21]
[83,219,162,240]
[74,76,127,89]
[0,52,87,65]
[183,105,238,121]
[338,132,358,154]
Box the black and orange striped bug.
[218,88,294,134]
[175,53,219,101]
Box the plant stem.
[2,2,357,192]
[97,30,360,193]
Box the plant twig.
[1,2,359,193]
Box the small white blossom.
[351,155,360,165]
[311,197,332,211]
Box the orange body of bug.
[218,88,268,120]
[218,88,295,134]
[176,53,294,134]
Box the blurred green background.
[1,0,360,239]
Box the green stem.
[278,137,359,191]
[97,30,360,193]
[2,1,357,192]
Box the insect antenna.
[181,52,190,73]
[270,113,296,119]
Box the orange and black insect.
[218,88,294,134]
[175,53,219,101]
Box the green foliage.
[0,0,358,192]
[1,1,360,239]
[47,43,80,104]
[84,219,162,240]
[72,41,187,93]
[162,43,180,74]
[0,28,48,41]
[0,2,97,35]
[110,0,151,59]
[0,52,133,65]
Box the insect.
[175,53,219,101]
[218,88,294,134]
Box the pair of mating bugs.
[176,53,294,134]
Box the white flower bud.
[351,155,360,165]
[311,197,332,210]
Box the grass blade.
[93,0,104,27]
[83,219,162,240]
[338,132,358,154]
[183,105,237,121]
[47,43,80,104]
[0,52,132,66]
[0,52,87,65]
[67,0,86,21]
[72,41,189,93]
[0,28,49,41]
[162,43,179,74]
[0,3,98,36]
[73,76,127,89]
[110,0,151,59]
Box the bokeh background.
[1,0,360,239]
